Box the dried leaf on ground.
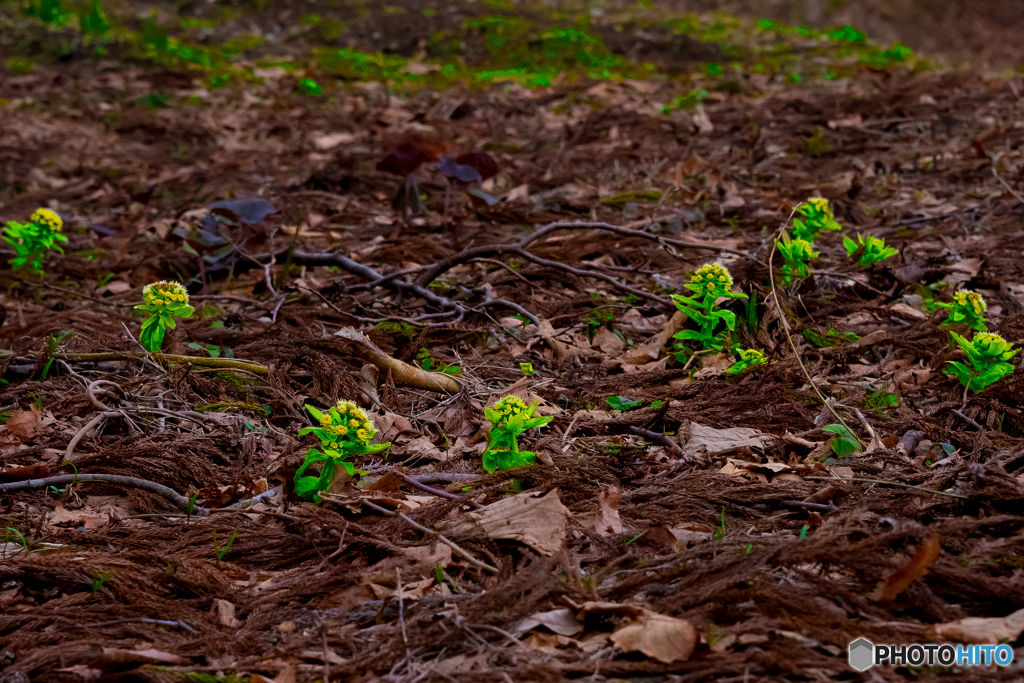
[588,485,623,536]
[875,536,941,602]
[444,488,568,555]
[929,607,1024,643]
[685,423,776,456]
[610,610,698,663]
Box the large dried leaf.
[444,489,568,555]
[611,611,697,663]
[684,423,775,456]
[930,608,1024,644]
[512,608,585,636]
[589,486,623,536]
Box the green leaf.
[482,447,535,473]
[139,321,166,353]
[822,423,860,457]
[305,405,326,423]
[606,395,644,411]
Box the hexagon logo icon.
[848,637,875,672]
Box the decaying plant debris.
[6,2,1024,682]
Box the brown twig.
[627,426,687,459]
[0,474,211,516]
[394,470,482,509]
[55,352,270,375]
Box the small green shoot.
[3,208,68,278]
[775,233,818,286]
[937,290,988,332]
[800,525,809,539]
[843,233,899,266]
[5,527,28,552]
[520,362,535,376]
[672,262,747,355]
[91,570,113,593]
[482,396,552,473]
[295,400,391,501]
[624,529,648,546]
[945,332,1018,394]
[790,197,841,241]
[135,281,195,353]
[212,529,237,561]
[714,506,725,541]
[725,348,767,376]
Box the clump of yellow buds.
[30,208,63,232]
[3,206,68,276]
[295,400,392,502]
[142,281,190,309]
[317,400,378,450]
[136,280,195,353]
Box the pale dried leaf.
[685,423,775,456]
[445,489,568,555]
[513,608,585,636]
[211,598,242,628]
[589,486,622,536]
[611,611,697,663]
[930,608,1024,644]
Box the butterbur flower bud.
[493,395,528,423]
[687,262,735,298]
[143,281,190,309]
[952,290,986,316]
[322,400,376,447]
[30,208,63,232]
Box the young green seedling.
[790,197,841,242]
[775,233,818,286]
[725,348,767,376]
[482,395,552,473]
[672,263,747,356]
[295,400,391,501]
[3,207,68,278]
[945,332,1018,394]
[843,233,898,266]
[937,290,988,332]
[135,281,195,353]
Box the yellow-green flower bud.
[30,208,63,232]
[143,281,190,309]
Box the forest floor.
[3,1,1024,682]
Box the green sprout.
[135,281,195,353]
[672,262,747,355]
[295,400,391,501]
[790,197,841,242]
[90,569,113,593]
[482,395,552,473]
[212,529,237,561]
[937,290,988,332]
[3,207,68,278]
[725,348,767,376]
[945,332,1018,394]
[775,233,818,286]
[843,233,898,266]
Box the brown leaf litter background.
[5,0,1024,682]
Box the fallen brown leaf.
[929,607,1024,643]
[611,610,697,663]
[445,488,568,555]
[875,536,941,602]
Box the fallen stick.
[333,327,461,394]
[55,352,269,375]
[0,474,211,517]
